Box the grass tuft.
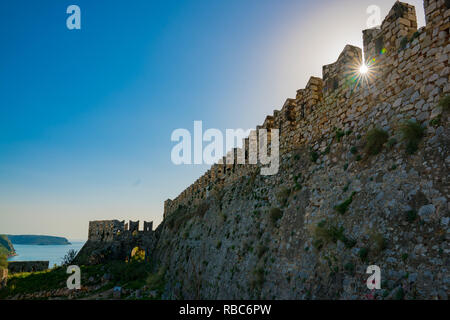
[313,220,355,250]
[438,95,450,112]
[269,208,283,225]
[310,150,319,163]
[334,192,356,215]
[399,120,425,155]
[364,128,389,156]
[335,129,345,142]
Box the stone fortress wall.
[163,0,449,218]
[0,268,7,288]
[87,220,154,242]
[8,261,49,274]
[76,220,157,264]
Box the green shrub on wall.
[364,128,389,156]
[399,120,425,154]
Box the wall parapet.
[163,0,449,219]
[363,2,418,63]
[8,261,49,274]
[88,219,154,242]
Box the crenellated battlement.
[163,0,449,219]
[323,45,362,97]
[424,0,450,28]
[88,219,154,242]
[363,2,418,63]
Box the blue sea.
[7,241,86,267]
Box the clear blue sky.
[0,0,425,239]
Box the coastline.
[7,235,72,246]
[7,241,86,267]
[12,243,73,246]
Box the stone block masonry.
[73,1,449,299]
[75,220,157,264]
[8,261,49,274]
[0,268,7,288]
[88,219,154,242]
[164,0,449,218]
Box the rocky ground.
[0,261,165,300]
[9,285,159,300]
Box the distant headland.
[7,235,71,246]
[0,235,16,257]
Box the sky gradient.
[0,0,426,239]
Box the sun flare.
[359,64,369,74]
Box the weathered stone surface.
[0,268,7,289]
[418,204,436,221]
[74,220,156,265]
[74,0,449,300]
[8,261,49,274]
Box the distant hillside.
[7,235,71,246]
[0,235,16,257]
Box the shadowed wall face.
[0,0,429,240]
[8,261,49,274]
[0,268,7,288]
[88,220,125,242]
[75,219,157,264]
[163,0,448,219]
